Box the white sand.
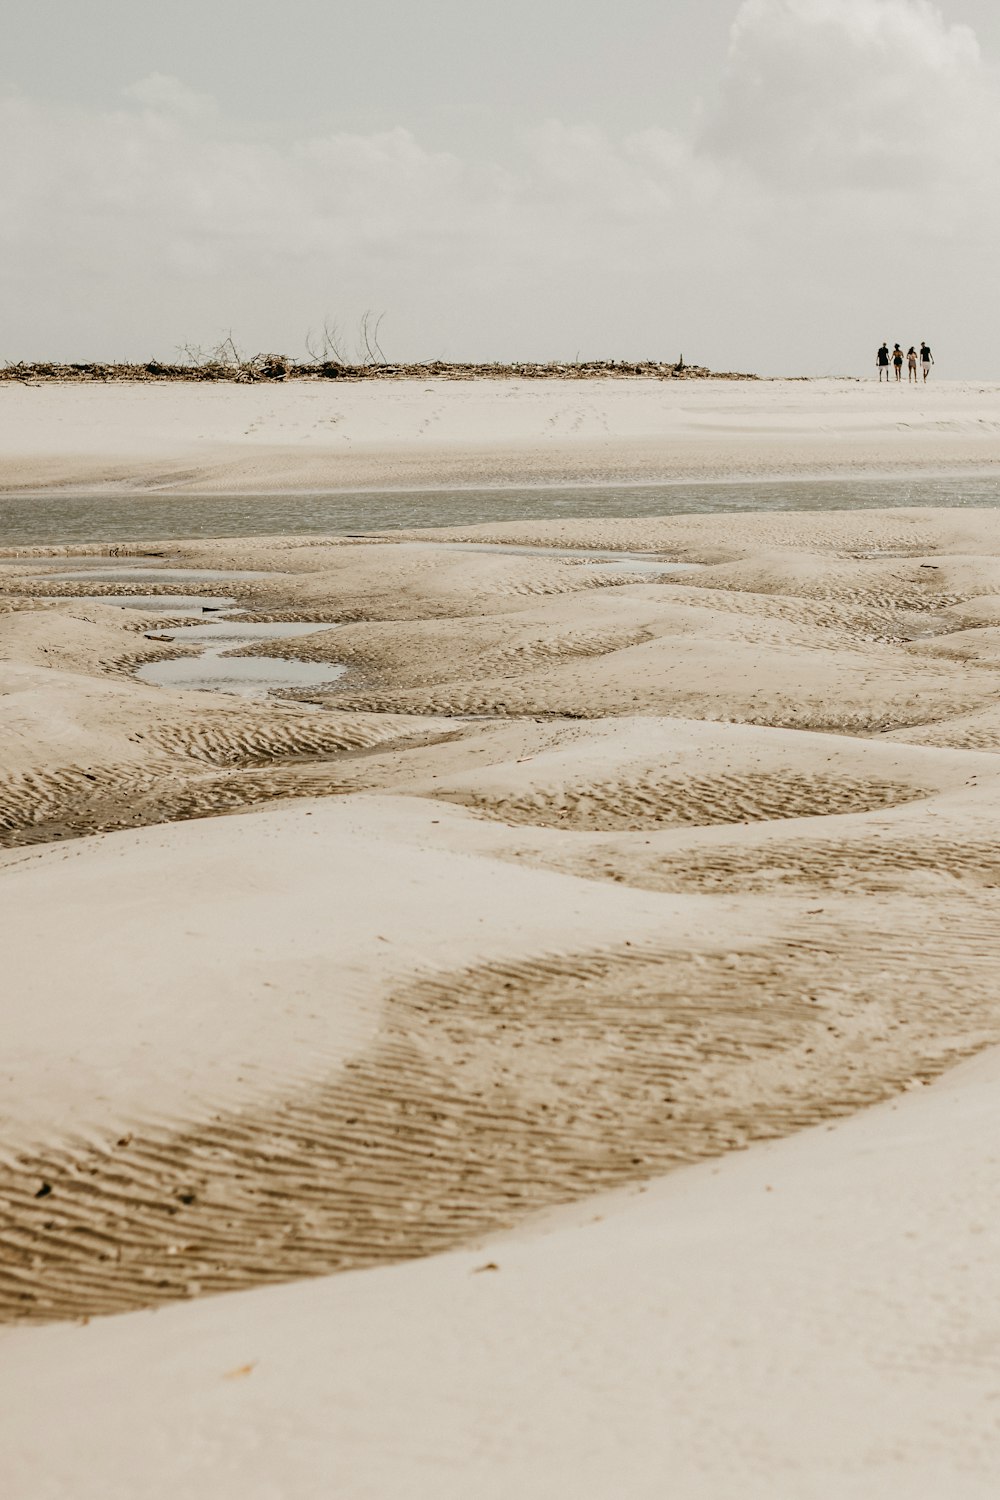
[3,1046,1000,1499]
[3,376,1000,490]
[1,796,734,1143]
[4,385,1000,1493]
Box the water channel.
[3,474,1000,548]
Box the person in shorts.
[920,342,934,382]
[877,343,890,380]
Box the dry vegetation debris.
[0,356,756,384]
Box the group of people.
[877,341,934,383]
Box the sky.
[3,0,1000,375]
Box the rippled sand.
[4,502,1000,1496]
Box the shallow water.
[144,621,327,645]
[136,649,346,699]
[55,594,238,613]
[21,566,279,583]
[136,620,343,699]
[396,541,702,574]
[3,474,1000,547]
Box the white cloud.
[706,0,999,192]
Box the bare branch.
[359,310,375,366]
[371,312,388,365]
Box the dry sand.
[4,1047,1000,1499]
[3,375,1000,489]
[3,383,1000,1495]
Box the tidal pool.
[30,566,279,583]
[60,594,238,613]
[396,540,702,575]
[136,650,345,699]
[136,620,344,700]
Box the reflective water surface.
[135,650,344,699]
[136,621,343,699]
[53,594,238,613]
[17,566,278,582]
[3,474,1000,547]
[395,541,702,575]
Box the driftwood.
[0,356,756,385]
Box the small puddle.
[395,540,701,575]
[143,621,325,644]
[34,567,279,583]
[0,556,140,569]
[56,594,239,614]
[136,651,345,698]
[136,620,345,700]
[853,551,923,560]
[586,557,700,577]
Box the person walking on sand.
[907,346,918,383]
[892,344,904,381]
[877,342,890,381]
[921,341,934,382]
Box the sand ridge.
[4,377,1000,491]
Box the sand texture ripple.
[5,499,1000,1496]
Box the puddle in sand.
[14,562,272,619]
[54,594,239,615]
[394,541,701,575]
[143,621,327,645]
[0,556,147,570]
[853,550,926,560]
[136,620,345,699]
[585,557,701,577]
[31,566,279,583]
[136,652,345,698]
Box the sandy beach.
[3,376,1000,491]
[3,380,1000,1496]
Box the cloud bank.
[2,0,998,374]
[708,0,994,192]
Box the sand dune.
[4,492,1000,1493]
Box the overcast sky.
[4,0,1000,374]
